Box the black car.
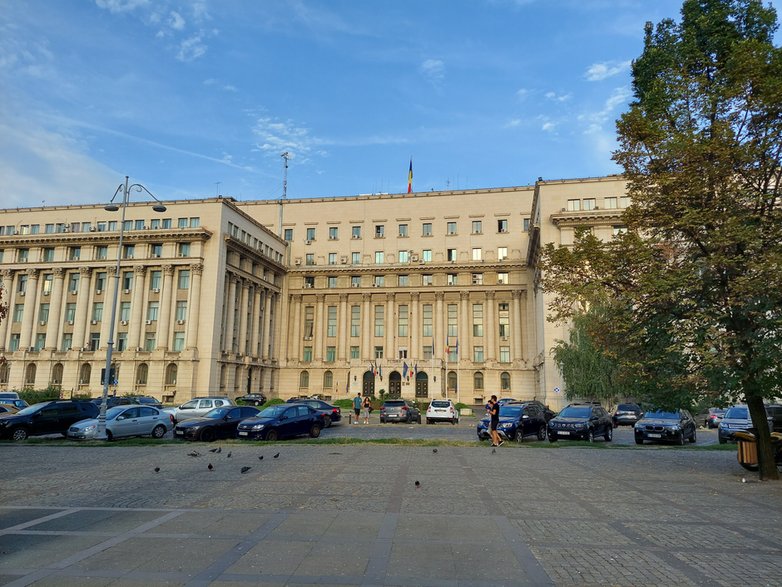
[613,403,644,427]
[128,395,163,408]
[91,396,133,409]
[515,400,557,422]
[236,393,268,406]
[236,403,323,441]
[634,409,697,445]
[174,406,261,441]
[477,402,548,442]
[288,399,342,427]
[547,403,613,442]
[0,400,99,441]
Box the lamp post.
[96,176,166,440]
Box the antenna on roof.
[278,151,290,238]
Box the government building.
[0,174,628,410]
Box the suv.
[612,403,644,427]
[0,400,99,441]
[0,392,28,410]
[718,405,776,443]
[236,393,267,406]
[379,399,422,424]
[426,399,459,424]
[164,397,235,423]
[547,403,613,442]
[766,404,782,433]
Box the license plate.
[648,433,661,438]
[174,430,183,436]
[238,431,248,436]
[558,431,570,435]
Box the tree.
[542,0,782,479]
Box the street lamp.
[96,176,166,440]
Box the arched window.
[500,371,511,392]
[165,363,177,385]
[0,362,10,384]
[25,363,37,387]
[323,370,333,389]
[474,371,484,391]
[299,370,309,389]
[447,370,457,393]
[79,363,91,385]
[52,363,64,386]
[136,363,148,385]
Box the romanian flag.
[407,159,413,193]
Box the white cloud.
[516,88,530,100]
[168,11,185,31]
[584,60,631,81]
[252,117,321,160]
[177,34,207,62]
[94,0,149,14]
[541,121,556,132]
[545,91,571,103]
[420,59,445,83]
[580,86,632,135]
[203,78,237,92]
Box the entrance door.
[415,372,429,398]
[362,371,375,396]
[389,372,401,397]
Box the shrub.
[333,399,354,409]
[260,398,285,409]
[19,387,62,404]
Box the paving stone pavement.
[1,443,781,586]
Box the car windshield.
[259,405,287,418]
[646,410,679,419]
[500,406,522,417]
[13,402,49,416]
[384,401,404,407]
[106,407,127,420]
[204,407,232,419]
[725,407,748,419]
[559,406,591,418]
[431,401,450,408]
[617,404,637,411]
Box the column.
[262,291,273,360]
[460,291,470,362]
[224,275,238,353]
[157,265,175,350]
[72,267,92,351]
[249,287,262,357]
[523,290,533,362]
[512,290,523,362]
[237,280,250,355]
[435,292,444,360]
[186,264,203,350]
[385,293,395,361]
[44,269,65,350]
[337,293,348,361]
[313,294,324,361]
[99,266,116,350]
[0,270,12,349]
[290,294,301,361]
[486,291,496,362]
[128,266,146,351]
[361,293,371,359]
[410,292,420,361]
[19,269,39,350]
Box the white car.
[67,405,173,441]
[426,399,459,425]
[163,397,235,423]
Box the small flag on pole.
[407,159,413,193]
[403,362,408,379]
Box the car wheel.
[151,424,166,439]
[11,427,28,441]
[537,426,546,441]
[635,436,643,445]
[452,418,457,425]
[427,418,432,424]
[265,429,278,441]
[380,418,385,424]
[718,436,727,444]
[309,423,322,438]
[200,429,215,442]
[678,433,685,446]
[548,434,557,443]
[689,429,697,443]
[586,429,594,443]
[323,415,332,428]
[604,425,613,442]
[105,430,113,442]
[417,415,422,424]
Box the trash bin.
[737,439,758,467]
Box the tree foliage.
[541,0,782,479]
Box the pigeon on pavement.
[154,467,160,473]
[241,466,252,474]
[188,451,201,457]
[208,463,214,471]
[273,453,280,459]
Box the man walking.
[489,395,503,447]
[352,393,362,424]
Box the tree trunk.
[746,395,779,481]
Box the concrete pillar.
[337,293,348,361]
[156,265,175,350]
[512,290,523,362]
[460,290,470,362]
[262,291,273,361]
[0,269,12,349]
[290,294,301,361]
[72,267,92,350]
[486,291,496,362]
[314,294,324,361]
[385,293,394,360]
[128,266,146,350]
[249,286,261,357]
[44,268,65,350]
[361,293,371,359]
[99,266,116,350]
[19,269,40,350]
[435,292,444,360]
[238,280,250,355]
[186,264,202,350]
[411,292,420,361]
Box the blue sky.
[1,0,778,207]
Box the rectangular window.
[284,228,294,241]
[447,273,457,286]
[374,251,384,264]
[325,346,336,362]
[350,346,360,359]
[473,303,484,337]
[398,223,408,237]
[375,224,384,238]
[306,227,315,241]
[162,218,172,229]
[327,306,337,337]
[42,247,55,262]
[351,275,361,288]
[18,248,29,263]
[523,218,530,232]
[374,346,384,359]
[61,333,73,352]
[474,346,485,362]
[150,219,160,230]
[173,331,185,352]
[423,345,433,360]
[447,248,457,261]
[151,243,163,258]
[327,276,337,288]
[613,225,628,235]
[9,334,20,351]
[328,252,337,265]
[398,304,408,337]
[302,346,313,362]
[189,217,200,228]
[305,253,314,266]
[304,306,314,338]
[604,197,618,209]
[500,346,511,363]
[42,273,53,295]
[304,276,315,288]
[351,252,361,264]
[147,302,159,321]
[178,242,190,257]
[398,274,409,287]
[422,222,432,236]
[175,300,187,321]
[472,273,483,285]
[422,274,433,286]
[350,305,360,337]
[134,219,144,230]
[95,272,107,292]
[13,304,24,323]
[497,272,509,285]
[472,220,482,234]
[39,303,50,324]
[67,273,78,294]
[499,302,510,339]
[447,304,458,337]
[178,217,188,229]
[122,271,133,291]
[498,247,508,261]
[117,332,128,352]
[398,250,409,263]
[351,225,361,239]
[422,249,432,262]
[65,303,76,322]
[422,304,433,337]
[144,333,156,352]
[92,302,103,322]
[68,246,80,261]
[178,269,190,289]
[150,270,161,290]
[374,305,384,337]
[374,275,384,287]
[328,226,338,240]
[90,332,100,351]
[497,218,508,233]
[18,273,28,294]
[583,198,596,211]
[122,244,135,259]
[120,301,131,321]
[447,221,457,235]
[567,199,581,211]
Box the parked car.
[0,405,20,416]
[379,399,422,424]
[766,404,782,433]
[128,395,163,408]
[634,409,697,445]
[426,399,459,425]
[612,403,644,427]
[477,402,547,442]
[91,396,134,409]
[164,397,235,423]
[0,400,99,441]
[547,403,613,442]
[68,405,173,440]
[0,393,29,410]
[287,399,342,427]
[236,403,322,440]
[717,405,775,443]
[699,407,727,428]
[174,406,261,441]
[236,393,267,406]
[518,400,557,422]
[496,398,519,407]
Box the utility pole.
[279,151,290,238]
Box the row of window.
[304,272,509,289]
[565,196,630,212]
[0,242,192,264]
[227,222,284,264]
[5,328,188,353]
[10,299,188,324]
[297,370,513,393]
[299,246,509,267]
[5,268,191,295]
[0,217,200,236]
[298,344,513,364]
[0,362,178,388]
[285,218,530,243]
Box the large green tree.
[542,0,782,479]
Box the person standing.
[489,395,503,447]
[362,395,371,424]
[352,393,362,424]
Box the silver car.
[164,397,235,423]
[68,405,173,441]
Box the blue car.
[236,403,323,441]
[477,402,548,442]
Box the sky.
[1,0,779,207]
